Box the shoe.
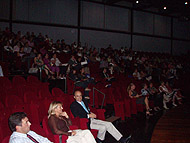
[154,107,158,112]
[146,111,153,116]
[157,107,161,110]
[119,135,132,143]
[105,84,111,88]
[172,103,177,107]
[163,105,169,109]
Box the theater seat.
[1,136,10,143]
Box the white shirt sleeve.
[9,131,53,143]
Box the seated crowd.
[0,27,189,142]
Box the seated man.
[102,68,115,83]
[9,112,52,143]
[70,90,131,143]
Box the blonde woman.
[48,101,96,143]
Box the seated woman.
[127,83,152,116]
[165,81,183,105]
[51,53,66,79]
[34,53,53,79]
[148,82,161,111]
[159,81,178,109]
[43,53,59,79]
[48,101,96,143]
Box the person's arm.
[34,57,37,65]
[56,58,62,66]
[48,116,72,136]
[60,111,72,126]
[128,90,134,98]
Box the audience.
[0,27,189,142]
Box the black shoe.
[119,135,132,143]
[96,138,103,143]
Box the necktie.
[81,101,89,113]
[27,134,39,143]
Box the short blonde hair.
[48,101,63,118]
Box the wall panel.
[81,30,131,49]
[0,22,9,30]
[0,0,9,19]
[133,36,171,53]
[133,11,154,34]
[154,15,171,37]
[173,18,190,40]
[81,2,104,28]
[14,0,78,25]
[105,6,129,31]
[173,40,190,55]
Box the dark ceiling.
[101,0,190,20]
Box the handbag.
[28,67,38,73]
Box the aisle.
[151,103,190,143]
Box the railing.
[93,87,106,109]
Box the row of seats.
[0,75,106,142]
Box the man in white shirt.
[9,112,52,143]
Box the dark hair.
[8,112,27,132]
[142,83,147,88]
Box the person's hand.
[72,131,76,136]
[89,113,97,118]
[136,95,140,98]
[61,111,69,118]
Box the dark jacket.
[70,100,91,129]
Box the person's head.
[127,83,135,93]
[165,81,169,86]
[37,53,41,58]
[20,47,24,52]
[103,68,107,73]
[142,83,147,89]
[53,53,57,58]
[160,81,165,86]
[149,82,153,88]
[45,53,49,59]
[8,112,31,134]
[74,90,83,102]
[48,101,63,118]
[71,55,75,60]
[80,67,85,74]
[16,42,20,46]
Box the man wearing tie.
[8,112,52,143]
[70,90,131,143]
